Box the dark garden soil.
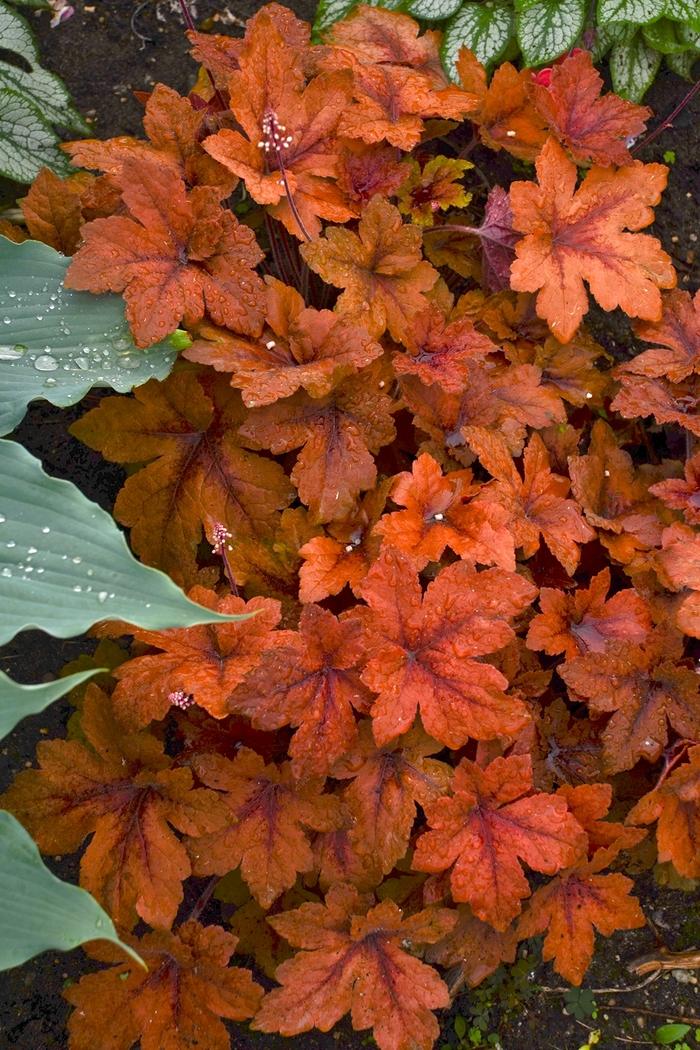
[1,3,699,1048]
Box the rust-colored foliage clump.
[4,6,700,1049]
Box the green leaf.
[592,20,634,59]
[0,439,252,645]
[0,0,87,132]
[516,0,586,65]
[597,0,664,22]
[665,47,699,76]
[0,238,178,436]
[0,88,68,183]
[656,1024,693,1045]
[664,0,700,29]
[455,1015,467,1038]
[610,31,662,98]
[0,810,143,971]
[643,17,690,51]
[312,0,357,38]
[407,0,463,23]
[0,667,102,740]
[441,2,515,78]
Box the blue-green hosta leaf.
[0,439,251,645]
[408,0,463,24]
[0,810,143,971]
[0,667,103,741]
[0,88,69,183]
[597,0,664,22]
[610,31,662,98]
[643,16,691,51]
[0,0,87,132]
[442,2,515,78]
[516,0,586,65]
[0,238,179,436]
[312,0,357,38]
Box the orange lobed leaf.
[392,302,498,392]
[623,289,700,382]
[526,568,651,661]
[373,451,515,571]
[229,604,373,778]
[301,196,439,342]
[184,276,382,406]
[425,905,517,987]
[238,360,396,523]
[64,82,236,195]
[510,137,674,343]
[413,755,586,929]
[456,50,548,162]
[0,687,225,930]
[397,156,472,226]
[201,12,353,238]
[322,6,447,82]
[65,155,265,347]
[110,587,282,726]
[298,483,388,602]
[655,522,700,639]
[627,745,700,879]
[253,883,456,1050]
[65,921,262,1050]
[71,371,295,586]
[331,722,452,876]
[560,628,700,774]
[188,748,337,907]
[611,372,700,438]
[336,139,413,211]
[467,429,595,574]
[531,51,650,167]
[516,849,645,985]
[354,547,536,748]
[650,451,700,525]
[19,167,86,255]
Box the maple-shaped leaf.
[355,548,535,748]
[426,905,517,987]
[331,722,452,876]
[393,302,498,392]
[526,569,651,661]
[229,605,372,779]
[627,745,700,879]
[529,330,612,408]
[238,361,396,523]
[0,687,224,930]
[110,587,282,727]
[531,698,605,790]
[65,83,235,194]
[402,360,565,461]
[253,884,455,1050]
[19,167,86,255]
[373,451,515,571]
[298,483,389,602]
[337,140,413,211]
[301,196,439,342]
[71,371,295,586]
[188,749,337,907]
[611,373,700,439]
[655,522,700,639]
[532,50,650,167]
[509,137,675,343]
[201,12,353,239]
[560,628,700,774]
[516,847,645,985]
[476,185,521,293]
[314,800,384,891]
[468,429,594,574]
[65,921,262,1050]
[397,156,472,226]
[65,156,265,347]
[323,7,446,81]
[185,277,382,406]
[622,289,700,382]
[337,63,476,152]
[557,783,645,857]
[456,51,548,162]
[650,452,700,525]
[413,755,586,929]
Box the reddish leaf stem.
[187,876,219,923]
[632,79,700,154]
